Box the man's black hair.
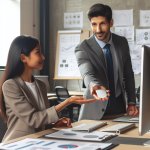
[87,3,112,22]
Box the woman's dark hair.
[0,35,39,120]
[87,3,112,22]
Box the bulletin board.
[54,30,90,80]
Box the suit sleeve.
[75,43,105,88]
[122,38,136,104]
[2,80,59,128]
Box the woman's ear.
[20,54,27,63]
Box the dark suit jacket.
[2,77,59,142]
[75,33,136,120]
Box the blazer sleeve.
[122,37,136,104]
[75,42,105,88]
[2,80,59,128]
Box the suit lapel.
[35,80,47,109]
[87,36,107,70]
[14,77,39,110]
[112,34,123,82]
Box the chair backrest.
[55,86,70,102]
[0,117,7,142]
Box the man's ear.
[20,54,27,63]
[110,19,113,27]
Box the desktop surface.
[2,119,150,150]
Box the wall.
[49,0,150,91]
[0,71,3,79]
[0,0,40,81]
[21,0,39,38]
[1,0,147,91]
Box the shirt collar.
[94,33,112,49]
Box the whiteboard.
[54,30,89,79]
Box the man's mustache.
[95,32,104,35]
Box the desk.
[3,120,150,149]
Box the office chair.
[55,86,80,121]
[0,117,7,142]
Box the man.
[75,3,138,120]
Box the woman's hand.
[55,96,96,113]
[67,96,96,105]
[54,117,72,128]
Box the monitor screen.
[139,45,150,136]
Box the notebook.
[113,116,139,123]
[44,129,117,142]
[101,123,136,134]
[72,121,107,132]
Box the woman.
[0,35,95,142]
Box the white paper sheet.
[129,43,142,74]
[114,26,134,41]
[0,138,114,150]
[113,9,133,26]
[136,29,150,45]
[64,12,83,28]
[45,129,116,142]
[58,32,81,77]
[132,59,141,74]
[140,10,150,27]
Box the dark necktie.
[103,44,115,97]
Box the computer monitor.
[139,45,150,136]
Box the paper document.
[113,9,133,26]
[136,29,150,45]
[57,33,81,77]
[64,12,83,28]
[140,10,150,27]
[0,138,117,150]
[114,26,134,42]
[45,129,117,142]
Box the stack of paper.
[0,138,118,150]
[72,121,107,132]
[44,128,117,142]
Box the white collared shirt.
[25,81,44,110]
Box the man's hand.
[127,104,139,116]
[90,85,110,101]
